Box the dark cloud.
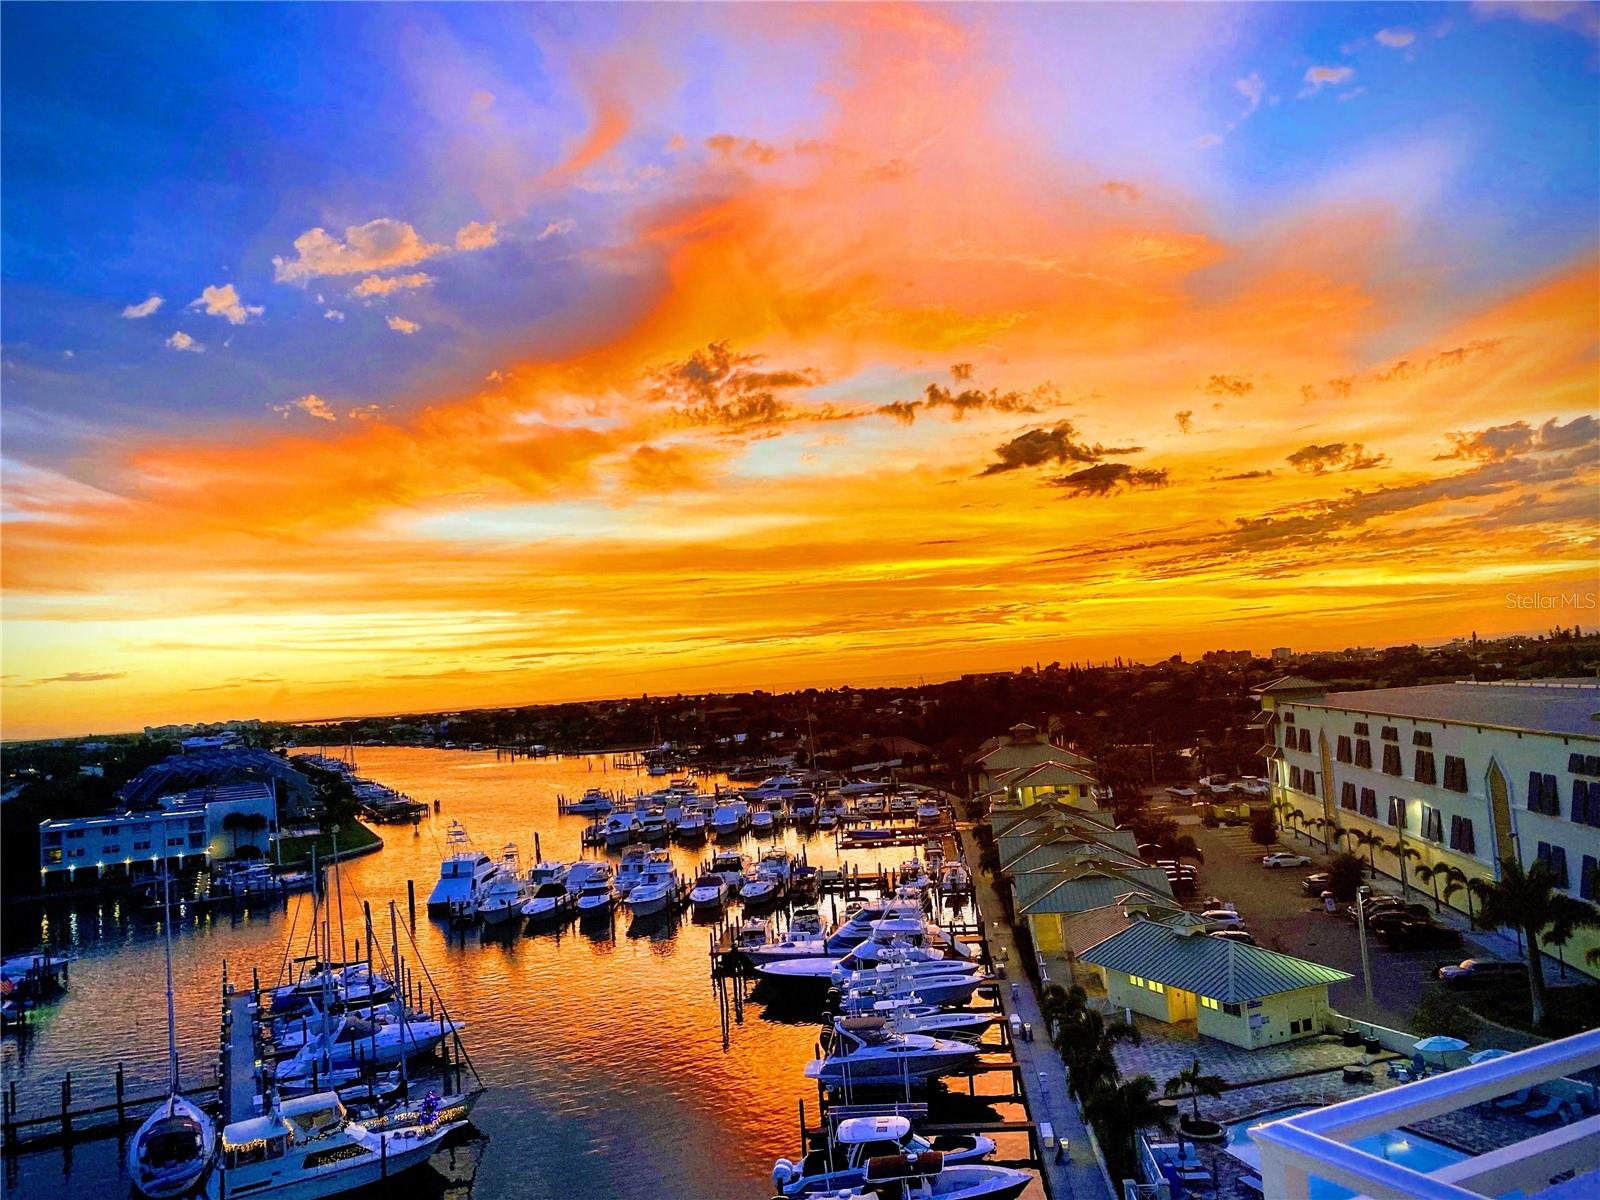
[1216,470,1274,481]
[650,342,828,433]
[923,382,1043,418]
[980,421,1142,475]
[1048,463,1170,498]
[1325,377,1354,401]
[878,400,920,426]
[1204,374,1253,398]
[950,363,973,382]
[1436,414,1596,463]
[33,671,127,685]
[1286,442,1389,474]
[1374,338,1503,384]
[1174,410,1193,434]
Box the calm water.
[1,748,1014,1200]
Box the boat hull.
[209,1122,463,1200]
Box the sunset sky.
[2,2,1597,739]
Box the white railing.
[1252,1029,1600,1200]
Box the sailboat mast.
[332,825,348,965]
[160,817,180,1097]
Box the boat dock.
[221,984,260,1124]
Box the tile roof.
[1078,918,1352,1002]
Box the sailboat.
[128,831,218,1198]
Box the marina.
[0,747,1044,1200]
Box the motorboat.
[211,1091,471,1200]
[614,847,651,898]
[604,811,641,847]
[743,925,833,967]
[689,874,729,911]
[825,899,926,953]
[564,787,615,816]
[476,845,528,924]
[838,918,970,968]
[625,856,680,916]
[708,850,750,891]
[426,822,497,915]
[575,879,616,916]
[563,860,613,896]
[803,1017,979,1086]
[839,968,989,1010]
[940,864,972,894]
[274,1014,453,1084]
[788,791,819,824]
[736,917,773,953]
[527,861,569,888]
[747,775,803,800]
[712,799,749,838]
[817,810,840,832]
[674,808,708,842]
[639,809,671,844]
[809,1151,1031,1199]
[772,1114,995,1197]
[917,799,942,825]
[739,872,779,907]
[520,881,574,923]
[749,805,776,834]
[858,999,999,1041]
[129,850,217,1199]
[838,778,892,797]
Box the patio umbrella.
[1414,1035,1469,1063]
[1468,1048,1511,1064]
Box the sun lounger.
[1525,1095,1569,1122]
[1238,1175,1265,1196]
[1493,1087,1534,1110]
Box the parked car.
[1209,930,1257,945]
[1344,899,1430,923]
[1302,872,1332,897]
[1379,921,1463,951]
[1435,959,1524,988]
[1198,909,1246,929]
[1262,852,1311,868]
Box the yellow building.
[969,722,1095,797]
[1080,919,1352,1050]
[1013,859,1175,955]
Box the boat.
[638,809,670,844]
[711,799,749,838]
[426,822,499,915]
[563,860,613,896]
[940,864,971,894]
[476,845,528,925]
[564,787,614,816]
[603,811,641,848]
[839,970,988,1010]
[788,791,819,825]
[838,778,892,797]
[273,1013,453,1084]
[128,845,217,1199]
[689,874,728,911]
[917,799,942,825]
[816,1151,1031,1199]
[575,878,616,916]
[825,899,926,953]
[736,917,773,953]
[674,808,708,843]
[739,872,778,907]
[749,805,776,834]
[772,1114,996,1197]
[858,998,999,1041]
[527,860,569,888]
[743,919,833,966]
[803,1017,980,1086]
[614,847,651,898]
[211,1091,471,1200]
[708,850,750,891]
[520,881,574,923]
[624,855,680,916]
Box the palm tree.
[1305,816,1330,853]
[1474,858,1600,1029]
[1161,835,1205,865]
[1164,1057,1226,1125]
[1086,1075,1173,1176]
[1386,839,1422,900]
[1284,808,1305,843]
[1413,862,1444,913]
[1348,829,1382,877]
[221,811,245,857]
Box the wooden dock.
[221,988,259,1124]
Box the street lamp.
[1356,884,1374,1007]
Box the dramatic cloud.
[190,283,263,325]
[1286,442,1390,474]
[352,272,435,299]
[386,316,420,335]
[271,394,337,422]
[537,219,576,241]
[1049,463,1170,497]
[273,218,445,283]
[981,422,1142,475]
[1375,28,1416,47]
[121,294,163,319]
[1301,65,1356,96]
[165,331,203,353]
[1439,414,1599,462]
[453,220,498,251]
[1204,374,1253,397]
[1174,410,1194,433]
[649,342,827,433]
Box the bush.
[1249,809,1277,845]
[1327,852,1366,902]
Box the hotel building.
[1259,678,1600,977]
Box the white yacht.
[689,874,728,911]
[426,822,498,915]
[747,774,802,800]
[788,791,819,824]
[562,860,612,896]
[624,855,680,916]
[862,998,999,1041]
[210,1092,470,1200]
[476,845,528,925]
[803,1017,979,1086]
[129,851,217,1199]
[708,850,750,891]
[274,1014,453,1085]
[824,899,926,953]
[574,878,615,915]
[749,805,776,834]
[738,871,778,907]
[711,799,749,838]
[564,787,614,816]
[772,1115,996,1197]
[840,967,989,1009]
[613,847,651,898]
[838,778,892,797]
[674,807,707,842]
[603,811,640,847]
[736,917,773,953]
[638,809,670,844]
[520,881,573,923]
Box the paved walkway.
[223,989,258,1124]
[957,822,1113,1200]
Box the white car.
[1261,852,1311,868]
[1199,909,1246,929]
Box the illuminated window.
[1129,975,1145,988]
[1147,980,1166,994]
[1200,996,1219,1010]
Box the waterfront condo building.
[1258,677,1600,978]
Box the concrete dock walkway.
[956,823,1114,1200]
[222,989,258,1125]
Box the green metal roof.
[1015,863,1174,914]
[1078,919,1352,1003]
